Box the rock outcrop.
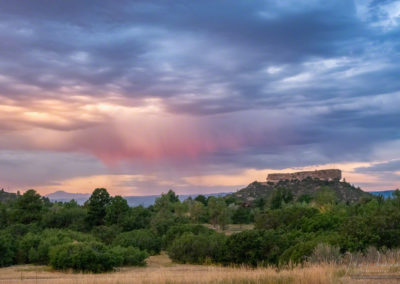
[267,169,341,183]
[226,170,371,206]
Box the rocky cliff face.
[267,169,341,183]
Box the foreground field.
[1,254,400,284]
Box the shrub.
[150,210,186,235]
[232,207,253,224]
[92,225,120,245]
[255,205,318,230]
[225,230,285,266]
[109,246,148,266]
[121,206,152,231]
[279,240,317,265]
[0,231,17,267]
[308,243,341,264]
[42,204,87,231]
[17,232,41,263]
[49,241,116,272]
[29,229,96,264]
[113,229,161,255]
[167,232,226,264]
[163,224,214,249]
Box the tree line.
[0,186,400,272]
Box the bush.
[42,204,87,231]
[109,246,148,266]
[92,225,121,245]
[17,232,41,263]
[150,210,182,235]
[255,206,318,230]
[163,224,214,249]
[225,230,285,266]
[279,240,317,265]
[0,231,17,267]
[121,206,152,231]
[308,243,341,264]
[113,229,161,255]
[49,241,116,272]
[232,207,253,224]
[27,229,96,264]
[167,232,226,264]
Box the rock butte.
[267,169,342,183]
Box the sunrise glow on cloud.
[0,1,399,195]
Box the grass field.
[1,253,400,284]
[203,223,254,235]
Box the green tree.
[189,201,207,223]
[150,209,178,235]
[226,230,286,266]
[91,225,120,244]
[108,246,148,266]
[270,187,293,209]
[121,206,152,231]
[154,190,180,212]
[13,189,44,224]
[232,207,252,224]
[105,196,129,226]
[163,224,214,249]
[113,229,161,255]
[315,187,337,210]
[0,232,16,267]
[167,232,226,264]
[18,232,41,263]
[85,188,111,227]
[49,241,116,272]
[0,203,8,229]
[194,195,208,206]
[208,197,231,230]
[174,202,189,218]
[254,197,266,210]
[42,202,87,230]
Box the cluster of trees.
[0,188,248,271]
[164,190,400,266]
[1,186,400,272]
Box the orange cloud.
[36,174,158,196]
[0,95,246,166]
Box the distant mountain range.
[46,190,91,200]
[45,190,230,207]
[369,190,397,198]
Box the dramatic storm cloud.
[0,0,399,194]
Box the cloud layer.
[0,0,399,194]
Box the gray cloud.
[0,0,399,192]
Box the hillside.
[228,178,373,206]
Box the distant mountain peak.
[46,190,91,199]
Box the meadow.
[1,253,400,284]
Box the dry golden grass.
[1,253,400,284]
[203,224,254,235]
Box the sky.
[0,0,399,196]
